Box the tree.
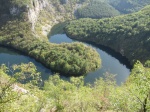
[127,61,150,112]
[12,62,42,86]
[0,65,19,112]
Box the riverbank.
[65,34,132,69]
[49,34,130,85]
[0,1,101,76]
[64,6,150,65]
[0,33,101,76]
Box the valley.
[0,0,150,112]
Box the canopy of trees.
[109,0,150,14]
[0,0,101,76]
[65,5,150,65]
[76,1,120,19]
[0,19,101,76]
[0,0,150,111]
[0,61,149,111]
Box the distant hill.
[75,0,150,19]
[109,0,150,14]
[76,1,120,19]
[65,5,150,64]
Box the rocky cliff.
[9,0,49,30]
[0,0,101,76]
[29,0,80,38]
[6,0,76,39]
[27,0,49,30]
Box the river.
[49,34,130,85]
[0,33,131,85]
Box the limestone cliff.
[27,0,78,38]
[0,0,84,39]
[8,0,49,31]
[7,0,77,39]
[27,0,49,30]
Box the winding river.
[49,34,131,85]
[0,47,52,80]
[0,28,131,85]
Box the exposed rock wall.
[8,0,82,38]
[9,0,49,31]
[27,0,49,30]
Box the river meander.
[0,33,131,85]
[49,34,131,85]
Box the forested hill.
[109,0,150,14]
[65,5,150,65]
[75,0,150,19]
[76,1,120,19]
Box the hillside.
[75,0,150,18]
[65,5,150,65]
[109,0,150,14]
[1,61,150,111]
[0,0,101,76]
[0,0,150,111]
[76,1,120,19]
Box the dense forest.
[76,1,120,19]
[0,0,101,76]
[65,5,150,64]
[0,0,150,111]
[1,61,150,111]
[109,0,150,14]
[75,0,150,19]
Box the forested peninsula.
[0,0,101,76]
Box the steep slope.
[0,0,101,76]
[65,5,150,65]
[1,61,150,111]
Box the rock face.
[9,0,49,30]
[8,0,82,38]
[27,0,49,30]
[12,84,28,94]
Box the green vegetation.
[109,0,150,14]
[10,0,31,7]
[65,5,150,64]
[0,0,101,76]
[0,64,44,112]
[79,0,150,14]
[0,0,150,111]
[0,19,101,76]
[0,62,150,111]
[50,0,83,19]
[76,1,120,19]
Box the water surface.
[49,34,130,85]
[0,47,52,80]
[0,34,130,85]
